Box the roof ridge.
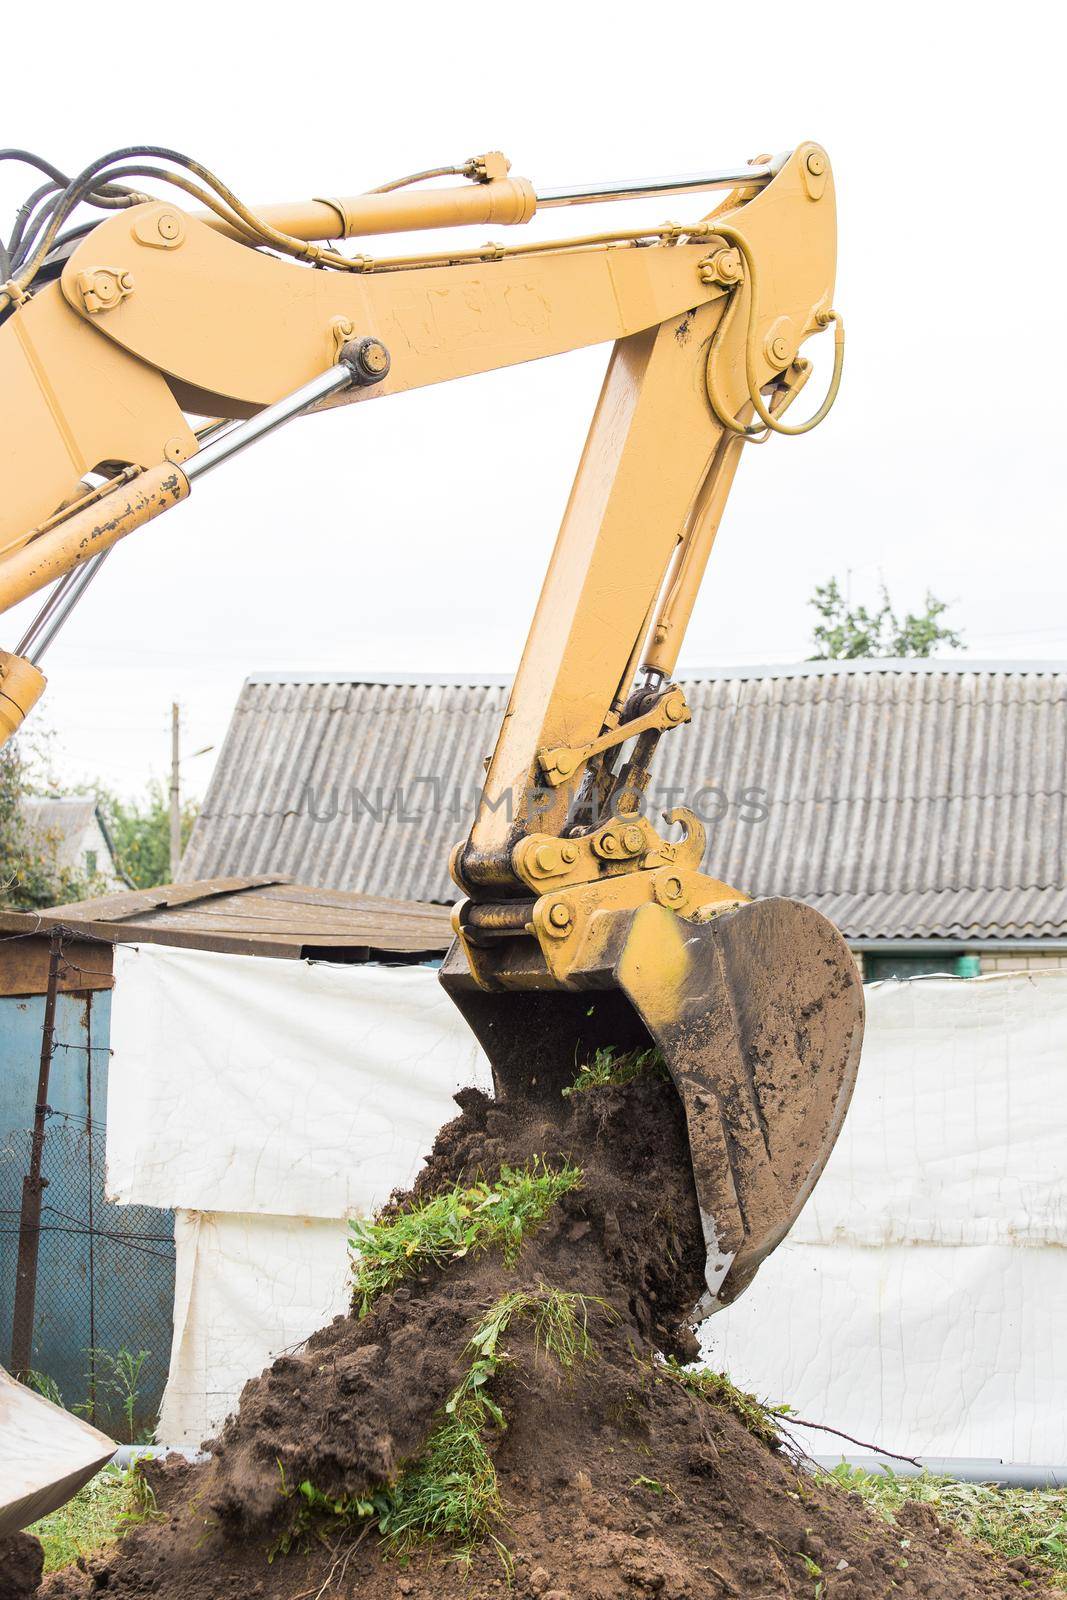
[242,659,1067,688]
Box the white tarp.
[789,973,1067,1249]
[109,943,492,1444]
[160,1212,351,1445]
[702,973,1067,1464]
[108,947,1067,1460]
[702,1242,1065,1464]
[0,1363,116,1536]
[108,946,492,1217]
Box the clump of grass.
[22,1368,65,1407]
[658,1356,787,1449]
[631,1474,680,1500]
[563,1044,667,1097]
[349,1160,581,1315]
[830,1465,1067,1588]
[277,1286,605,1571]
[29,1466,153,1573]
[380,1284,604,1567]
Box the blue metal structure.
[0,982,175,1438]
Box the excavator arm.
[0,142,862,1312]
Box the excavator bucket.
[440,897,863,1313]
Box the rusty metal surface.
[10,931,62,1375]
[182,662,1067,941]
[441,895,863,1314]
[0,917,113,996]
[0,989,175,1434]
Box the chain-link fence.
[0,964,175,1441]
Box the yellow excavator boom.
[0,142,862,1313]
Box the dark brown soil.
[0,1533,44,1600]
[40,1074,1043,1599]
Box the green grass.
[657,1357,787,1449]
[563,1045,667,1097]
[19,1346,156,1444]
[277,1287,604,1571]
[22,1368,65,1408]
[349,1160,582,1315]
[631,1474,679,1500]
[28,1467,150,1573]
[829,1465,1067,1589]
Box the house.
[180,659,1067,981]
[20,798,127,895]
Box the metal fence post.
[10,927,63,1376]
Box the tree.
[808,578,964,660]
[0,722,201,907]
[98,782,199,889]
[0,735,109,910]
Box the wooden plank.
[140,900,452,935]
[240,882,447,913]
[14,879,453,959]
[139,918,448,953]
[138,907,453,946]
[143,900,372,929]
[36,875,293,924]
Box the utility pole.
[170,701,181,882]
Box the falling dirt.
[39,1072,1046,1599]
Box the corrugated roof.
[181,661,1067,941]
[34,876,453,959]
[22,796,113,853]
[22,797,98,838]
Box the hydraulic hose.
[706,223,845,439]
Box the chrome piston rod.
[19,549,112,664]
[535,153,786,208]
[183,361,360,482]
[11,337,389,659]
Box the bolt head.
[600,832,618,854]
[703,246,743,288]
[717,247,743,282]
[560,843,579,864]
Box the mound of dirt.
[41,1073,1047,1599]
[0,1533,44,1600]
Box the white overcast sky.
[4,2,1063,800]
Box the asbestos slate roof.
[180,661,1067,941]
[22,797,98,840]
[22,797,118,861]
